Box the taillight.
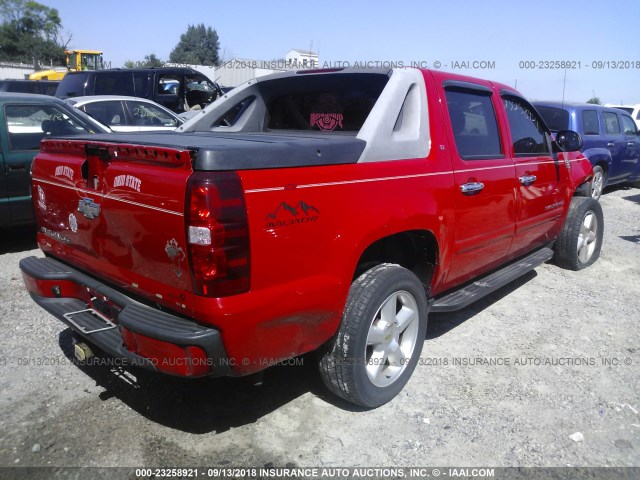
[186,171,250,297]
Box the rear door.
[441,81,517,287]
[79,100,128,131]
[500,93,565,257]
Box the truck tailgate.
[33,139,196,314]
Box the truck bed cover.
[55,131,367,170]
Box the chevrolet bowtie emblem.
[78,197,100,219]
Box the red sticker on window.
[310,113,343,131]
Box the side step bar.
[431,247,554,313]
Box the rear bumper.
[19,256,230,378]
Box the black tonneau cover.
[54,131,366,170]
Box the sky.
[45,0,639,104]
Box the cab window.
[620,115,638,136]
[502,96,550,156]
[126,101,179,127]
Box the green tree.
[0,0,66,67]
[586,97,601,105]
[124,53,165,68]
[169,24,220,66]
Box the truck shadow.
[57,329,361,433]
[55,271,537,432]
[0,225,38,254]
[427,270,537,339]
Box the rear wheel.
[553,197,604,270]
[319,264,428,407]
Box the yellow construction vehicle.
[29,49,104,81]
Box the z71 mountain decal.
[265,201,320,228]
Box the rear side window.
[41,82,59,96]
[95,72,135,96]
[81,101,127,126]
[503,97,550,156]
[581,110,600,135]
[133,72,149,97]
[57,74,88,98]
[535,106,569,131]
[602,112,620,134]
[4,81,40,94]
[620,115,638,135]
[445,88,502,160]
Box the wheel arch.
[353,229,439,294]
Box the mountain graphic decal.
[266,201,320,221]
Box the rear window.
[445,88,503,159]
[535,106,569,131]
[1,81,40,94]
[263,73,389,132]
[81,101,126,126]
[581,110,600,135]
[57,73,88,98]
[602,112,620,134]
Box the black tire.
[553,197,603,270]
[319,263,428,407]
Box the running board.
[431,247,554,313]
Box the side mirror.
[554,130,583,152]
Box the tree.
[169,24,220,66]
[0,0,66,67]
[124,53,165,68]
[586,97,601,105]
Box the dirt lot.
[0,187,639,473]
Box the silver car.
[66,95,184,132]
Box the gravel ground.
[0,186,638,473]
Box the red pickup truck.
[20,68,602,407]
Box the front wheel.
[319,264,428,408]
[553,197,604,270]
[589,166,605,201]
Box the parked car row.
[1,66,639,230]
[533,102,640,200]
[54,67,223,114]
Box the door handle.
[519,175,537,186]
[460,182,485,195]
[628,142,636,147]
[607,142,615,148]
[7,163,26,171]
